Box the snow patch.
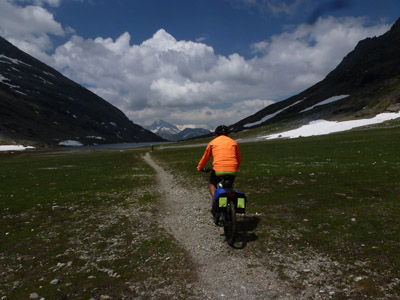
[244,101,302,128]
[0,74,19,88]
[300,95,349,113]
[0,145,35,151]
[14,90,28,96]
[262,112,400,140]
[0,54,32,67]
[58,140,83,147]
[33,74,53,85]
[43,71,56,77]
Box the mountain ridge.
[146,120,211,141]
[0,36,164,147]
[231,18,400,133]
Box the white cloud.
[149,78,225,107]
[18,0,62,7]
[266,0,304,16]
[169,99,274,125]
[195,36,207,43]
[0,0,64,61]
[250,40,269,54]
[246,17,389,97]
[0,2,391,128]
[49,29,276,126]
[47,17,389,127]
[133,99,274,127]
[233,0,304,16]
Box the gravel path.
[144,152,295,300]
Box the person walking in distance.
[197,125,241,211]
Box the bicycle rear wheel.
[223,200,237,245]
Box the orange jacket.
[197,135,241,172]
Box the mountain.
[146,120,181,141]
[146,120,211,141]
[0,36,163,147]
[231,18,400,133]
[173,127,212,140]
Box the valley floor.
[144,152,335,300]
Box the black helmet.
[215,125,229,136]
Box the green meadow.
[1,123,399,299]
[153,125,400,298]
[0,149,195,299]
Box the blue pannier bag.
[214,188,247,214]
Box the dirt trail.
[144,152,294,300]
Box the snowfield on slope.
[262,112,400,140]
[0,145,35,151]
[1,111,399,152]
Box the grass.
[0,149,196,299]
[2,122,399,299]
[152,124,400,298]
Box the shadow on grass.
[232,216,260,249]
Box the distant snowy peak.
[174,127,211,140]
[146,120,211,141]
[146,120,180,135]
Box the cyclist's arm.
[236,144,242,169]
[197,144,212,171]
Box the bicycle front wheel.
[224,200,237,246]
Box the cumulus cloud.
[170,99,275,125]
[0,1,391,127]
[0,0,64,60]
[250,40,269,55]
[134,99,275,127]
[49,29,276,125]
[46,16,389,127]
[247,16,389,97]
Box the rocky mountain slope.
[146,120,211,141]
[0,37,163,147]
[231,18,400,133]
[146,120,181,141]
[173,127,211,141]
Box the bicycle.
[201,168,246,246]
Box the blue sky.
[0,0,399,128]
[51,0,398,58]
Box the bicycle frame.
[201,168,245,246]
[215,175,238,245]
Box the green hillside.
[1,122,399,298]
[153,125,400,298]
[0,149,195,299]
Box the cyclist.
[197,125,241,212]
